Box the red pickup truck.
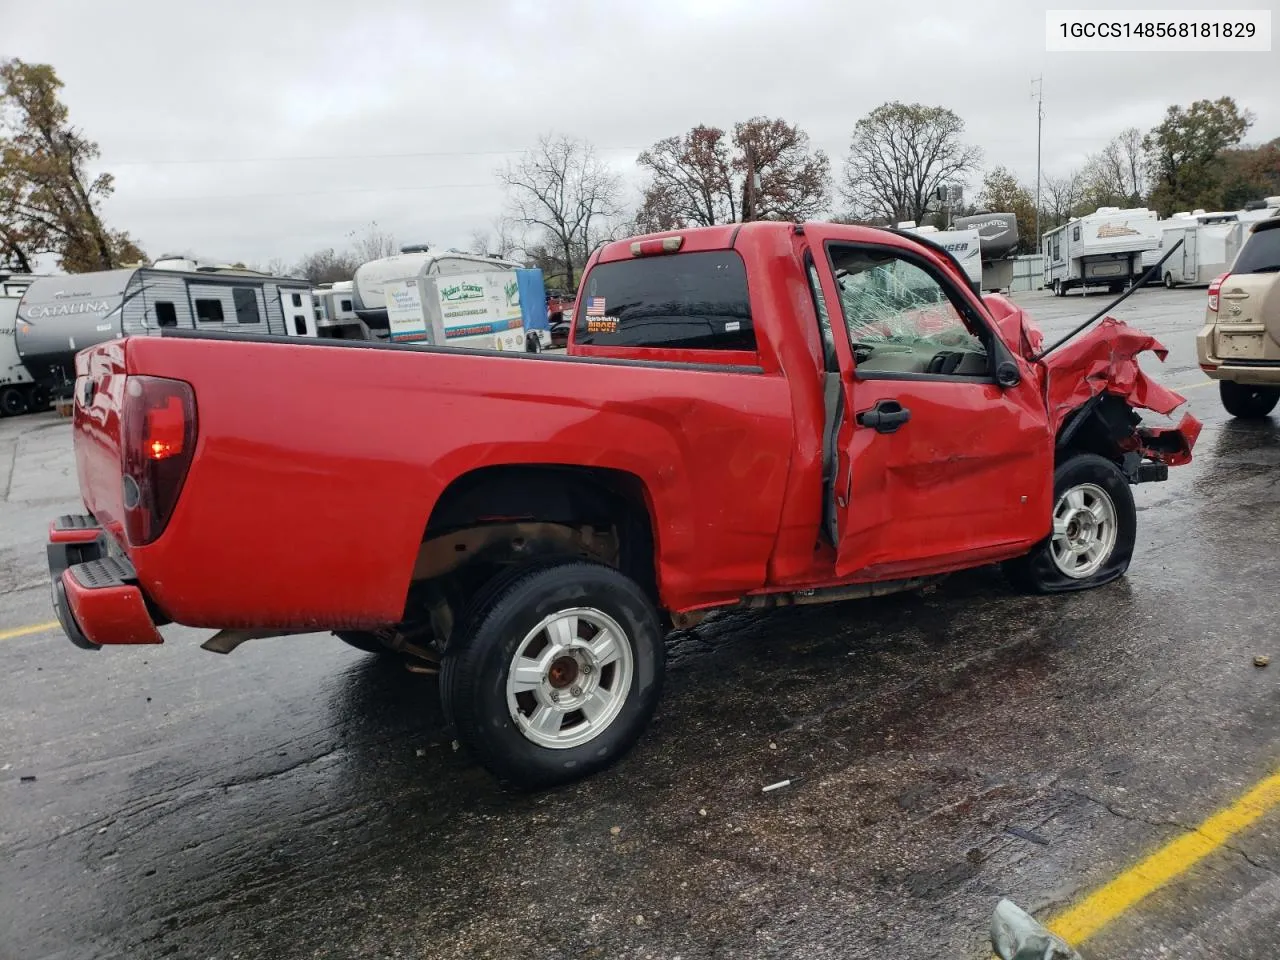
[47,222,1199,789]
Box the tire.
[1052,280,1063,298]
[1003,453,1136,594]
[441,560,665,790]
[0,387,27,417]
[526,333,542,354]
[28,385,49,412]
[1164,272,1175,289]
[1219,380,1280,419]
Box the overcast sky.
[5,0,1277,270]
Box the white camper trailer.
[952,212,1021,292]
[15,264,317,399]
[352,245,523,339]
[1159,213,1245,287]
[1042,207,1160,296]
[1,273,47,416]
[312,280,366,338]
[896,222,983,288]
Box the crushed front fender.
[1038,317,1202,466]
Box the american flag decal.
[586,297,606,316]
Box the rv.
[15,264,317,399]
[952,212,1021,292]
[1159,213,1245,287]
[353,245,549,351]
[313,280,367,339]
[1042,207,1160,296]
[1,273,47,416]
[896,223,983,288]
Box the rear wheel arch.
[421,463,661,602]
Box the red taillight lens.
[629,235,684,257]
[121,376,197,546]
[1207,273,1227,312]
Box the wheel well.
[1055,394,1140,465]
[421,464,658,599]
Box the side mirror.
[995,360,1021,388]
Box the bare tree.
[468,218,519,259]
[498,134,624,287]
[637,119,829,231]
[347,220,397,262]
[1041,172,1085,230]
[1080,128,1148,209]
[294,248,360,285]
[841,102,982,224]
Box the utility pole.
[1032,76,1044,251]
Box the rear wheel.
[1164,272,1176,289]
[0,387,27,417]
[1052,280,1063,297]
[1003,453,1136,594]
[1219,380,1280,419]
[441,561,664,790]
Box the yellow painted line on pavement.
[0,620,59,642]
[1047,768,1280,946]
[1169,379,1214,392]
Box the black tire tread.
[441,559,664,790]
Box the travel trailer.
[952,212,1020,292]
[1042,207,1160,296]
[1,273,47,416]
[1159,213,1245,287]
[15,264,316,399]
[313,280,367,338]
[352,245,524,337]
[896,222,983,288]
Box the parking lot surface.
[1,288,1276,959]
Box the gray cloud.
[6,0,1277,268]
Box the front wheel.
[1164,272,1176,289]
[441,561,664,790]
[1219,380,1280,419]
[1003,453,1136,594]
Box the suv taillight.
[1207,273,1228,312]
[120,376,197,546]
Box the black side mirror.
[996,360,1021,388]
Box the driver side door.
[810,233,1055,579]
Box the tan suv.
[1197,217,1280,418]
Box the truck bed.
[72,329,802,628]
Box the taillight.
[1208,273,1227,312]
[630,236,684,257]
[121,376,197,546]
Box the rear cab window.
[1233,222,1280,274]
[572,250,757,362]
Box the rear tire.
[1219,381,1280,419]
[0,387,27,417]
[1164,272,1175,289]
[1003,453,1136,594]
[1052,280,1063,297]
[441,561,664,790]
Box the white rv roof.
[353,250,524,311]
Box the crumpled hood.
[983,295,1202,466]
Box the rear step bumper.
[47,515,163,650]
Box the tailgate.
[72,341,129,544]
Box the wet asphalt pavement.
[1,288,1277,959]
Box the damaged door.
[805,228,1055,579]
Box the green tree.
[1217,138,1280,210]
[1144,97,1253,215]
[976,166,1037,253]
[0,59,144,272]
[841,102,982,224]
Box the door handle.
[857,399,911,434]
